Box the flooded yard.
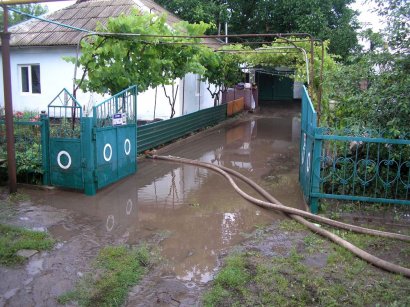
[0,102,305,306]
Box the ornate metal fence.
[311,127,410,207]
[93,86,137,128]
[300,86,410,213]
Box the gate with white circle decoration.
[48,89,85,190]
[47,86,137,195]
[93,86,137,190]
[94,126,136,189]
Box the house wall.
[182,73,217,115]
[0,47,215,119]
[0,46,99,113]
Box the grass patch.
[203,254,251,306]
[58,245,153,307]
[319,200,410,221]
[6,192,30,203]
[278,219,307,232]
[0,223,54,265]
[204,237,410,306]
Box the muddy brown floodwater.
[0,102,305,306]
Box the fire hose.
[149,154,410,278]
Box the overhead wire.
[7,6,92,33]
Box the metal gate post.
[40,113,50,185]
[310,134,322,214]
[81,117,96,196]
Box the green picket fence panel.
[137,104,227,153]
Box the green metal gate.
[299,85,410,213]
[48,89,84,189]
[299,86,317,209]
[47,86,137,195]
[256,71,294,101]
[93,86,137,190]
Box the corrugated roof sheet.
[7,0,218,47]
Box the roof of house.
[8,0,220,48]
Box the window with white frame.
[19,64,41,94]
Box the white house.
[0,0,219,120]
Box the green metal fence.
[299,86,317,210]
[311,127,410,209]
[300,86,410,213]
[1,90,228,193]
[137,104,227,153]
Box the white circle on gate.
[57,151,72,170]
[103,144,112,162]
[124,139,131,156]
[306,152,311,173]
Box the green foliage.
[76,9,211,117]
[0,121,43,185]
[199,45,246,103]
[244,38,338,121]
[203,254,251,306]
[15,143,42,176]
[327,48,410,136]
[58,245,152,307]
[372,0,410,53]
[325,1,410,135]
[155,0,225,26]
[0,224,54,265]
[203,239,410,306]
[75,9,340,119]
[156,0,360,61]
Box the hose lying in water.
[149,154,410,277]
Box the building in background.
[0,0,219,120]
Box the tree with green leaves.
[74,9,211,118]
[152,0,228,31]
[372,0,409,53]
[154,0,359,61]
[327,0,409,135]
[199,45,245,105]
[0,4,47,30]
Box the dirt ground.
[2,192,409,306]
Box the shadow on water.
[29,102,304,284]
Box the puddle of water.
[29,109,304,284]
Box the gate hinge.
[81,159,87,168]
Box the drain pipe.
[149,155,410,277]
